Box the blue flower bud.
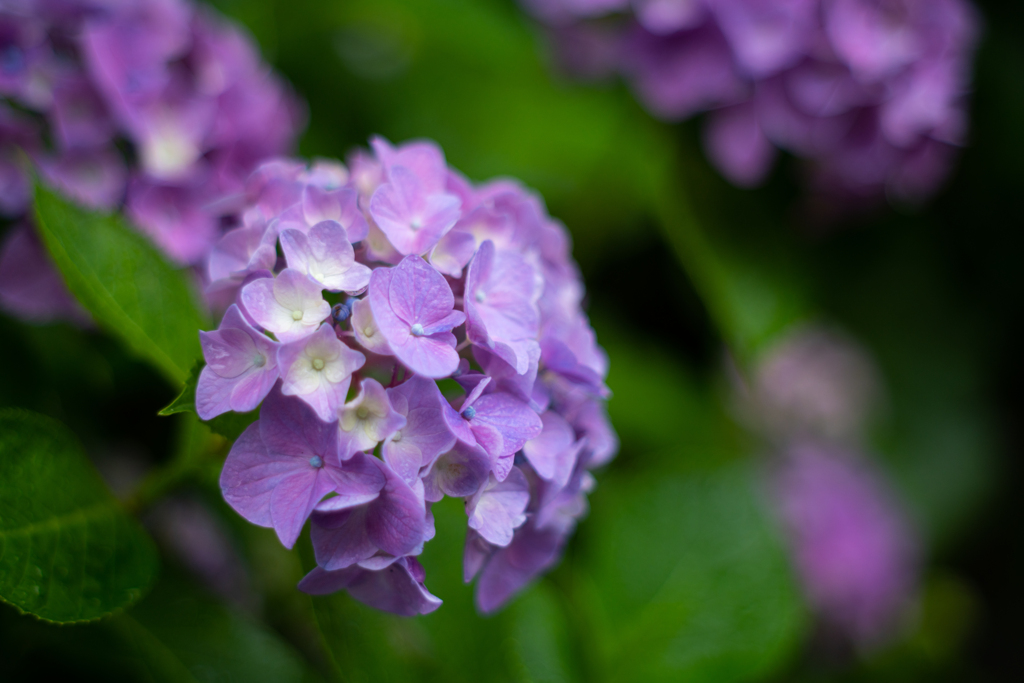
[332,301,352,324]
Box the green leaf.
[588,462,806,683]
[306,589,430,682]
[33,180,209,385]
[0,570,318,682]
[0,409,159,623]
[158,363,204,417]
[159,362,258,441]
[508,584,578,683]
[110,572,316,683]
[593,317,744,465]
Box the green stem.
[650,151,811,366]
[651,163,740,355]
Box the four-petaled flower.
[241,268,331,342]
[220,391,382,549]
[369,255,466,378]
[277,323,366,421]
[464,239,542,374]
[442,375,543,477]
[337,378,407,460]
[309,452,430,571]
[280,220,372,293]
[197,304,280,419]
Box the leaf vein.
[0,501,118,539]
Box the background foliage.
[1,0,1021,680]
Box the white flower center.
[291,309,303,321]
[142,122,200,179]
[312,358,325,371]
[252,355,266,368]
[391,430,403,443]
[475,290,486,303]
[356,406,369,420]
[363,326,374,338]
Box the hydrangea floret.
[0,0,303,322]
[203,137,617,616]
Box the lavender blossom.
[0,0,303,321]
[525,0,981,202]
[197,304,280,419]
[202,137,616,616]
[220,392,381,549]
[523,411,583,490]
[464,239,542,375]
[469,520,570,614]
[350,296,393,356]
[284,185,369,244]
[277,323,366,422]
[337,378,406,460]
[279,220,372,293]
[423,443,492,501]
[298,556,441,617]
[309,452,430,571]
[240,268,331,343]
[383,375,457,481]
[442,375,543,468]
[466,468,531,547]
[207,222,278,290]
[0,103,39,216]
[369,166,462,256]
[369,255,465,378]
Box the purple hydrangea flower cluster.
[203,137,617,616]
[738,326,918,649]
[771,442,917,650]
[0,0,303,322]
[525,0,980,201]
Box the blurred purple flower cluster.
[772,442,917,649]
[0,0,303,321]
[526,0,980,201]
[204,137,616,616]
[739,327,918,650]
